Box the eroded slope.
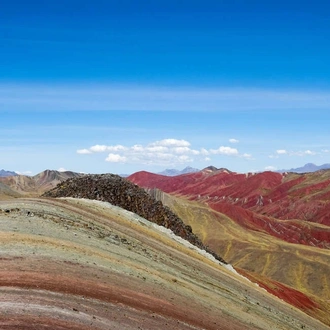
[147,190,330,326]
[128,169,330,247]
[0,198,327,330]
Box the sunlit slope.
[128,169,330,247]
[0,182,22,200]
[0,170,83,197]
[0,198,327,330]
[156,191,330,326]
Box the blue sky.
[1,1,330,175]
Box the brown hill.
[0,170,83,197]
[0,182,22,200]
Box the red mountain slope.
[128,169,330,326]
[128,169,330,248]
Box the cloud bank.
[77,138,252,166]
[269,149,320,158]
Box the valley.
[128,167,330,326]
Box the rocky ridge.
[43,173,227,264]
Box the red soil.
[0,258,225,330]
[128,170,330,248]
[237,268,319,312]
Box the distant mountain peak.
[202,166,218,172]
[279,163,330,173]
[202,166,231,174]
[158,166,199,176]
[0,169,83,197]
[0,169,18,177]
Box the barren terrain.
[0,170,82,198]
[128,168,330,326]
[1,197,327,329]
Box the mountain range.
[2,163,330,180]
[279,162,330,173]
[0,169,83,198]
[158,166,199,176]
[1,167,330,327]
[128,167,330,326]
[155,163,330,176]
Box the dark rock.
[43,174,227,264]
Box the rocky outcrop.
[43,174,227,264]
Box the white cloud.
[229,138,239,143]
[178,155,192,162]
[58,167,67,172]
[210,146,239,156]
[90,145,108,152]
[150,139,191,147]
[291,150,316,156]
[146,146,168,153]
[77,148,92,154]
[200,148,209,155]
[78,138,252,166]
[83,144,127,153]
[152,153,173,160]
[105,153,127,163]
[276,149,287,154]
[265,166,277,171]
[242,153,253,159]
[131,144,144,152]
[271,148,317,158]
[172,147,191,154]
[303,150,315,155]
[106,145,127,152]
